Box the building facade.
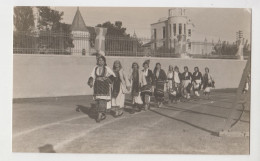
[151,8,214,56]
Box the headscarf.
[96,55,107,66]
[143,59,150,67]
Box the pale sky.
[53,7,251,43]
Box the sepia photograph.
[12,6,251,154]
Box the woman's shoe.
[117,109,123,117]
[101,113,106,120]
[159,102,163,108]
[106,108,111,114]
[96,113,102,123]
[112,106,119,118]
[135,105,142,112]
[144,104,148,111]
[130,105,137,114]
[130,109,135,114]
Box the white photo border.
[1,0,260,161]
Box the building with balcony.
[151,8,214,56]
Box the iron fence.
[13,31,243,59]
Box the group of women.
[87,55,215,123]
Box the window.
[173,24,176,36]
[163,27,166,39]
[188,42,191,49]
[179,23,182,35]
[184,24,186,34]
[169,24,171,36]
[154,29,157,39]
[163,41,166,47]
[188,29,191,37]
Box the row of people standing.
[88,55,214,123]
[165,65,214,103]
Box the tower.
[150,8,195,56]
[167,8,194,54]
[71,7,90,55]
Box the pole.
[221,56,250,133]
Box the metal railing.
[13,31,244,59]
[13,31,73,55]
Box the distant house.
[150,8,214,56]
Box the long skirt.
[193,80,201,91]
[94,79,110,97]
[169,83,181,96]
[132,92,143,105]
[93,79,112,111]
[182,80,192,93]
[141,84,152,104]
[154,81,165,102]
[95,99,108,113]
[203,82,213,93]
[112,84,125,108]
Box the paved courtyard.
[12,89,250,154]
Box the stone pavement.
[12,89,250,154]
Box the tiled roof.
[71,8,88,32]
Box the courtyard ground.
[12,89,250,154]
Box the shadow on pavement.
[160,106,228,120]
[149,109,219,136]
[76,104,96,120]
[38,144,56,153]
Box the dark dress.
[141,69,153,96]
[112,70,121,98]
[93,67,110,97]
[88,66,114,113]
[181,71,193,93]
[192,71,203,90]
[153,69,167,102]
[202,73,214,89]
[174,72,182,98]
[192,71,202,82]
[131,70,140,97]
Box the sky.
[53,7,251,43]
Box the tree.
[213,41,238,56]
[13,7,36,54]
[14,6,34,31]
[37,7,64,31]
[36,7,73,54]
[96,21,130,37]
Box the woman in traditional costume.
[88,55,115,123]
[202,67,215,99]
[140,60,153,110]
[153,63,167,108]
[173,66,182,102]
[111,60,131,117]
[129,62,147,113]
[166,65,175,103]
[192,67,203,97]
[181,66,193,99]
